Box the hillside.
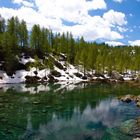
[0,52,137,84]
[0,16,140,84]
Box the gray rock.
[119,95,135,103]
[110,71,124,81]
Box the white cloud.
[0,7,62,31]
[129,40,140,46]
[0,0,127,41]
[103,10,127,26]
[105,41,124,46]
[35,0,107,24]
[113,0,123,3]
[12,0,34,7]
[117,26,128,33]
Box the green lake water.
[0,82,140,140]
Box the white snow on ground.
[0,55,138,84]
[0,61,85,84]
[54,64,84,82]
[123,77,132,81]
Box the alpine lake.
[0,82,140,140]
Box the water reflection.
[0,83,140,140]
[0,82,86,94]
[19,98,138,140]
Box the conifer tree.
[18,20,28,48]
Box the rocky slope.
[0,53,138,84]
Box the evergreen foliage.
[0,15,140,76]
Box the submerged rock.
[119,118,140,138]
[106,127,131,140]
[120,119,137,134]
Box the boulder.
[74,72,83,78]
[94,73,105,78]
[51,70,61,77]
[135,76,140,83]
[82,76,88,80]
[95,77,109,83]
[137,102,140,107]
[119,95,135,103]
[48,74,59,83]
[25,76,41,84]
[54,60,65,70]
[110,71,124,81]
[136,95,140,102]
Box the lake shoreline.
[0,76,140,89]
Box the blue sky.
[0,0,140,46]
